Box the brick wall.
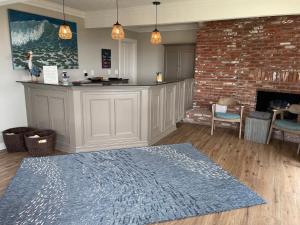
[187,15,300,127]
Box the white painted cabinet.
[29,88,70,149]
[175,81,185,122]
[149,82,178,144]
[82,92,141,146]
[184,78,194,111]
[164,83,177,131]
[22,79,194,153]
[149,86,164,142]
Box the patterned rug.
[0,143,265,225]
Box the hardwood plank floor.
[0,123,299,225]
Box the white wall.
[0,3,196,149]
[0,3,138,149]
[137,29,197,83]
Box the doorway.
[119,38,137,83]
[164,44,195,81]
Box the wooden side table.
[244,112,271,144]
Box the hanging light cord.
[63,0,66,22]
[155,2,158,30]
[116,0,119,23]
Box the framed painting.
[8,9,79,70]
[101,49,111,69]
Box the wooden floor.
[1,123,299,225]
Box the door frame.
[118,38,138,82]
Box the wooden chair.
[211,98,245,139]
[267,104,300,155]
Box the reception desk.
[20,79,194,153]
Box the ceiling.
[16,0,300,29]
[48,0,183,11]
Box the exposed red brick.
[188,15,300,142]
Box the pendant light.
[151,1,162,45]
[59,0,72,40]
[112,0,125,40]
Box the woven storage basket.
[2,127,37,152]
[24,130,56,157]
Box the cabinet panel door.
[30,89,70,148]
[175,83,181,122]
[83,94,114,142]
[175,81,185,122]
[179,81,186,120]
[164,84,176,130]
[184,79,194,111]
[150,86,164,140]
[32,94,50,129]
[114,93,140,139]
[82,92,141,144]
[48,96,69,144]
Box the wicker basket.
[2,127,37,152]
[24,130,56,157]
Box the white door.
[119,38,137,83]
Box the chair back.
[218,97,236,106]
[287,104,300,114]
[287,104,300,122]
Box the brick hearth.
[187,15,300,125]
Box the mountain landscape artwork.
[8,9,78,69]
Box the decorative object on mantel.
[101,49,112,69]
[26,51,41,82]
[267,104,300,155]
[8,9,78,69]
[111,0,125,40]
[43,66,59,84]
[0,143,265,224]
[62,71,70,85]
[58,0,73,40]
[150,1,162,45]
[156,72,163,83]
[249,68,300,83]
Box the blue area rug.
[0,143,265,225]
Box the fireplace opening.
[256,90,300,120]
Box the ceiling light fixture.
[150,1,162,45]
[59,0,73,40]
[112,0,125,40]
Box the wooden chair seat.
[274,120,300,132]
[215,112,241,120]
[267,104,300,155]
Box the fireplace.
[256,90,300,120]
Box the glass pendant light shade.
[59,0,72,40]
[59,24,72,40]
[112,0,125,40]
[112,22,125,40]
[151,28,162,44]
[151,1,162,45]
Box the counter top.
[17,80,187,87]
